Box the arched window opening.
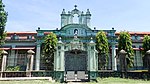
[74,29,78,35]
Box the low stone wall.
[0,70,54,78]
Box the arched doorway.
[64,49,88,81]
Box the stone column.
[1,50,8,78]
[26,49,35,77]
[112,44,117,71]
[54,37,64,82]
[35,44,41,70]
[145,50,150,73]
[55,37,65,71]
[119,49,127,78]
[87,38,98,81]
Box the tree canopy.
[142,35,150,54]
[96,31,109,69]
[43,32,58,70]
[0,0,7,42]
[0,0,7,59]
[118,31,134,68]
[142,35,150,68]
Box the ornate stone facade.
[1,6,149,81]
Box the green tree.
[43,32,58,70]
[142,35,150,54]
[118,31,134,68]
[96,31,109,70]
[142,35,150,68]
[0,0,7,60]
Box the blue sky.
[3,0,150,32]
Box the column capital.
[36,42,41,47]
[1,50,8,55]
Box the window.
[27,35,32,39]
[58,46,61,50]
[91,46,94,50]
[132,36,135,40]
[15,36,19,40]
[74,29,78,35]
[11,33,19,40]
[17,54,27,66]
[16,50,27,66]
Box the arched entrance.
[54,35,98,82]
[64,49,88,81]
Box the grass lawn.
[92,77,150,84]
[0,77,150,84]
[0,80,53,84]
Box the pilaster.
[35,43,41,70]
[54,38,64,82]
[55,40,64,71]
[87,39,98,80]
[112,44,117,71]
[1,50,8,78]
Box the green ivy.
[96,31,109,70]
[142,35,150,68]
[118,31,134,68]
[43,32,58,70]
[142,35,150,54]
[0,0,7,56]
[6,66,20,71]
[0,1,7,67]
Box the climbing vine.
[118,31,134,68]
[43,32,58,70]
[96,31,109,70]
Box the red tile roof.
[115,32,150,35]
[7,32,37,35]
[12,47,35,50]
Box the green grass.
[91,77,150,84]
[0,78,150,84]
[0,80,55,84]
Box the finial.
[62,9,66,14]
[146,50,150,55]
[2,50,8,55]
[112,27,114,30]
[81,11,84,14]
[58,37,62,43]
[38,27,40,30]
[86,9,90,14]
[59,37,61,40]
[90,37,94,43]
[68,11,71,14]
[74,5,77,9]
